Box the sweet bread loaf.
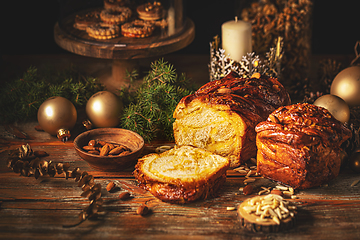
[255,103,352,189]
[173,72,291,168]
[133,145,230,204]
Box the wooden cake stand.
[54,8,195,91]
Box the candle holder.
[209,35,283,81]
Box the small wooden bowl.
[74,128,144,171]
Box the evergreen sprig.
[0,66,104,123]
[120,59,195,142]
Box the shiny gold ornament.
[86,91,123,128]
[37,96,77,142]
[330,66,360,106]
[313,94,350,124]
[349,149,360,173]
[82,119,93,130]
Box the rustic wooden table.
[1,53,360,239]
[1,120,360,240]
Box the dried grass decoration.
[7,143,103,227]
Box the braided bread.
[255,103,351,189]
[173,72,291,168]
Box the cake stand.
[54,8,195,91]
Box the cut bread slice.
[173,94,262,168]
[133,145,230,204]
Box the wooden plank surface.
[1,122,360,240]
[1,53,360,239]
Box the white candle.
[221,17,252,62]
[167,6,175,35]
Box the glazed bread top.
[174,72,291,120]
[196,72,290,109]
[135,145,230,188]
[255,103,352,148]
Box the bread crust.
[195,72,291,116]
[173,72,290,167]
[133,146,230,204]
[255,103,352,189]
[135,172,227,204]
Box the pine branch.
[0,66,104,123]
[120,59,195,142]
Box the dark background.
[1,0,359,56]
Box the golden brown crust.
[173,72,291,167]
[134,172,227,204]
[255,103,352,189]
[194,71,291,117]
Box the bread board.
[237,195,297,233]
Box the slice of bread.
[133,145,230,204]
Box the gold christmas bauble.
[37,96,77,141]
[313,94,350,124]
[86,91,123,128]
[349,148,360,173]
[330,65,360,106]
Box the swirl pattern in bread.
[133,145,230,204]
[173,72,291,167]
